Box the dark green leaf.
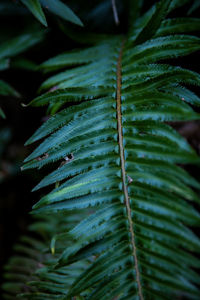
[20,0,47,26]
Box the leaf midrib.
[116,40,144,300]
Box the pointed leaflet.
[0,31,45,60]
[40,0,83,27]
[134,0,171,45]
[20,0,47,27]
[0,80,20,97]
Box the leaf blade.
[40,0,83,26]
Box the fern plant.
[3,0,200,299]
[2,211,90,300]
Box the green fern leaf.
[22,1,200,299]
[0,31,45,60]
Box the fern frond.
[22,0,200,299]
[2,212,89,300]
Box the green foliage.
[2,0,200,299]
[188,0,200,14]
[0,28,45,118]
[2,212,89,299]
[20,0,47,27]
[0,30,45,61]
[0,107,5,119]
[0,80,20,97]
[19,0,83,27]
